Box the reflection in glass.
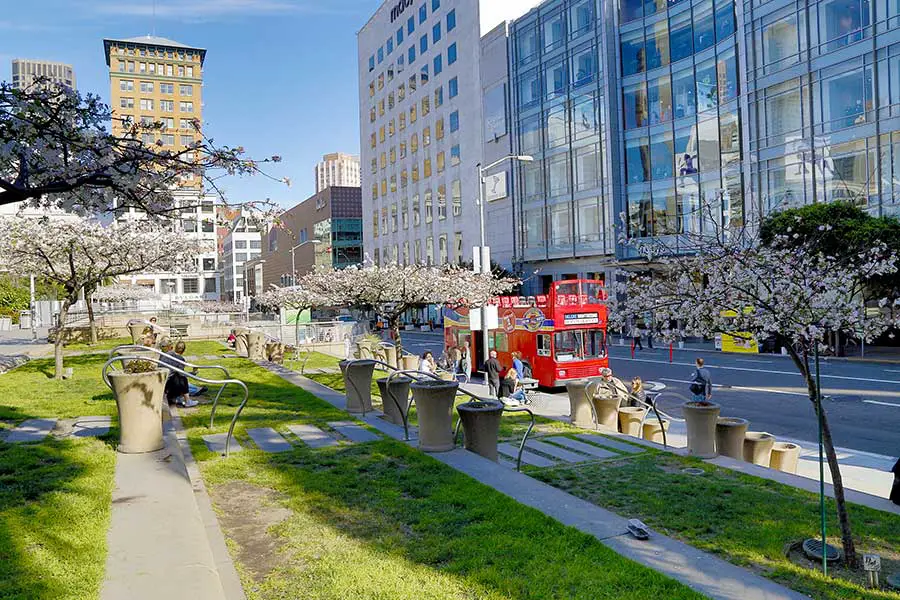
[545,59,567,99]
[517,25,539,62]
[570,0,594,35]
[648,75,672,123]
[525,208,545,248]
[626,136,651,183]
[820,0,869,49]
[698,117,720,171]
[765,84,802,145]
[694,4,716,53]
[623,81,648,129]
[544,12,565,51]
[518,70,540,106]
[675,125,698,174]
[762,15,799,67]
[646,22,670,70]
[622,0,642,22]
[696,58,718,112]
[677,175,701,232]
[719,110,740,171]
[547,107,569,146]
[628,187,652,236]
[653,185,678,234]
[822,67,872,130]
[672,68,696,118]
[715,1,736,41]
[717,47,738,102]
[670,11,693,63]
[522,160,543,201]
[651,131,675,179]
[572,46,597,87]
[550,202,573,247]
[622,30,645,76]
[575,144,601,190]
[548,153,571,197]
[520,116,543,155]
[577,197,601,242]
[573,95,599,139]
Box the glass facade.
[509,0,900,271]
[510,0,614,265]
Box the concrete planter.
[410,379,458,452]
[456,400,504,461]
[128,324,145,344]
[266,342,285,364]
[376,376,411,425]
[770,442,802,474]
[642,418,670,443]
[618,407,648,437]
[401,355,419,371]
[382,345,398,369]
[354,342,375,360]
[743,431,776,466]
[340,360,375,414]
[108,370,167,454]
[235,329,249,357]
[438,370,456,381]
[683,401,721,458]
[591,389,621,430]
[565,379,595,429]
[715,417,750,460]
[247,332,266,361]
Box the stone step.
[287,424,339,448]
[497,443,557,468]
[202,433,243,454]
[71,416,112,438]
[328,421,381,444]
[575,434,644,454]
[544,436,617,460]
[5,418,57,443]
[246,427,293,453]
[525,440,590,463]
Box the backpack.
[689,370,707,395]
[521,360,533,379]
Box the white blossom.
[92,284,156,302]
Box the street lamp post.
[30,274,36,341]
[475,154,533,370]
[290,240,323,286]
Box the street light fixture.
[475,154,533,369]
[290,240,323,286]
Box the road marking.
[735,359,772,364]
[887,369,900,374]
[660,378,809,397]
[863,400,900,408]
[613,356,900,385]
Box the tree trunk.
[786,343,858,567]
[54,299,72,380]
[390,317,403,361]
[86,292,98,345]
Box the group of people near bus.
[483,350,532,405]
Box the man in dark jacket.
[485,350,502,399]
[891,458,900,506]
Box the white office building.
[315,152,361,193]
[115,191,221,302]
[357,0,541,267]
[221,216,262,303]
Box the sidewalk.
[0,327,53,358]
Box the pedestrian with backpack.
[689,357,712,402]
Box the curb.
[170,406,247,600]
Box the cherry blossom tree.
[92,284,156,303]
[0,216,198,379]
[301,264,519,358]
[0,81,285,218]
[614,204,900,567]
[258,285,331,351]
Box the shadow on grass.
[0,438,113,600]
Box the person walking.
[689,357,713,402]
[484,350,502,399]
[632,323,644,350]
[512,351,524,380]
[458,342,471,383]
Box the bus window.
[537,334,551,357]
[554,331,581,362]
[556,281,579,296]
[583,281,605,304]
[585,330,607,358]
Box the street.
[401,331,900,458]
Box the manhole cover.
[887,573,900,591]
[802,538,841,563]
[681,468,705,476]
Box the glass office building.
[509,0,900,283]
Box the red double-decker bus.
[443,279,609,387]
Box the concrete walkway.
[257,360,809,600]
[100,408,244,600]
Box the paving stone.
[5,418,57,443]
[525,439,590,463]
[246,427,293,453]
[575,434,644,454]
[328,421,381,443]
[202,433,242,454]
[72,416,111,438]
[498,442,557,468]
[545,436,618,459]
[287,424,339,448]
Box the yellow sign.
[720,333,759,354]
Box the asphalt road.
[400,331,900,458]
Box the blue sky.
[1,0,377,207]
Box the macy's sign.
[390,0,414,22]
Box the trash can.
[411,379,458,452]
[18,311,31,329]
[108,369,167,453]
[456,400,504,461]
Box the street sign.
[863,554,882,572]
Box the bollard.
[669,343,674,363]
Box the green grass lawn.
[0,354,118,600]
[182,357,703,600]
[532,452,900,600]
[62,337,228,356]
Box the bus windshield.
[554,330,607,362]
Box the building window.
[387,38,394,54]
[203,258,215,271]
[544,11,565,52]
[433,22,442,44]
[434,55,443,75]
[447,9,456,31]
[420,34,428,54]
[419,3,427,23]
[161,100,174,112]
[204,278,217,294]
[369,56,375,72]
[451,179,461,216]
[450,144,460,165]
[397,27,404,44]
[408,15,415,35]
[449,76,458,98]
[182,278,199,294]
[439,234,448,263]
[139,98,153,111]
[140,81,153,93]
[447,43,457,65]
[202,220,214,233]
[120,79,134,91]
[425,188,433,223]
[179,84,193,96]
[449,110,459,132]
[435,86,443,106]
[160,134,174,146]
[409,46,416,64]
